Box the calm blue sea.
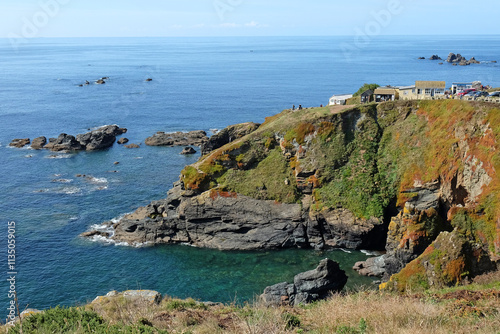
[1,36,499,313]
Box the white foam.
[62,187,81,195]
[88,124,118,131]
[360,250,382,256]
[339,248,352,254]
[85,176,108,184]
[51,179,73,183]
[46,154,72,159]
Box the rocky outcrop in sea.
[145,130,208,147]
[260,258,348,306]
[9,125,127,151]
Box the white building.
[329,94,353,105]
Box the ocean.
[1,35,499,312]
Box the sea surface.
[1,35,499,313]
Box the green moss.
[220,149,299,203]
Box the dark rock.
[145,78,153,82]
[418,57,425,60]
[459,59,470,66]
[80,230,110,238]
[145,130,208,147]
[180,147,196,155]
[31,136,47,149]
[44,134,83,151]
[469,57,480,64]
[201,122,260,155]
[76,125,125,151]
[446,53,458,63]
[96,79,105,84]
[260,259,348,306]
[492,61,497,63]
[429,55,441,60]
[125,143,140,149]
[77,131,115,151]
[9,138,30,148]
[353,255,388,277]
[117,138,129,144]
[438,62,443,65]
[114,161,119,165]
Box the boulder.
[92,290,162,305]
[44,134,83,151]
[31,136,47,150]
[201,122,260,155]
[459,59,470,66]
[145,130,208,147]
[76,125,126,151]
[125,143,140,149]
[9,138,30,148]
[429,55,441,60]
[446,53,457,63]
[145,78,153,82]
[96,79,105,84]
[260,259,348,306]
[418,57,425,60]
[77,131,116,151]
[353,255,387,277]
[117,138,129,144]
[180,147,196,155]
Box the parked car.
[457,88,476,97]
[473,91,489,98]
[488,91,500,97]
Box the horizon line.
[2,33,500,39]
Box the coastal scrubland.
[3,269,499,333]
[6,99,500,333]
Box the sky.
[1,0,499,38]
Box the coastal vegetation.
[3,269,499,333]
[175,99,499,288]
[68,98,500,333]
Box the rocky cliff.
[83,100,500,289]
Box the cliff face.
[86,100,500,287]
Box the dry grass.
[2,285,499,334]
[299,289,500,334]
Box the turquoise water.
[1,36,499,313]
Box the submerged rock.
[260,259,348,306]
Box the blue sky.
[1,0,498,38]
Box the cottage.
[329,94,353,106]
[398,86,416,100]
[374,86,398,102]
[397,81,446,100]
[360,89,374,103]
